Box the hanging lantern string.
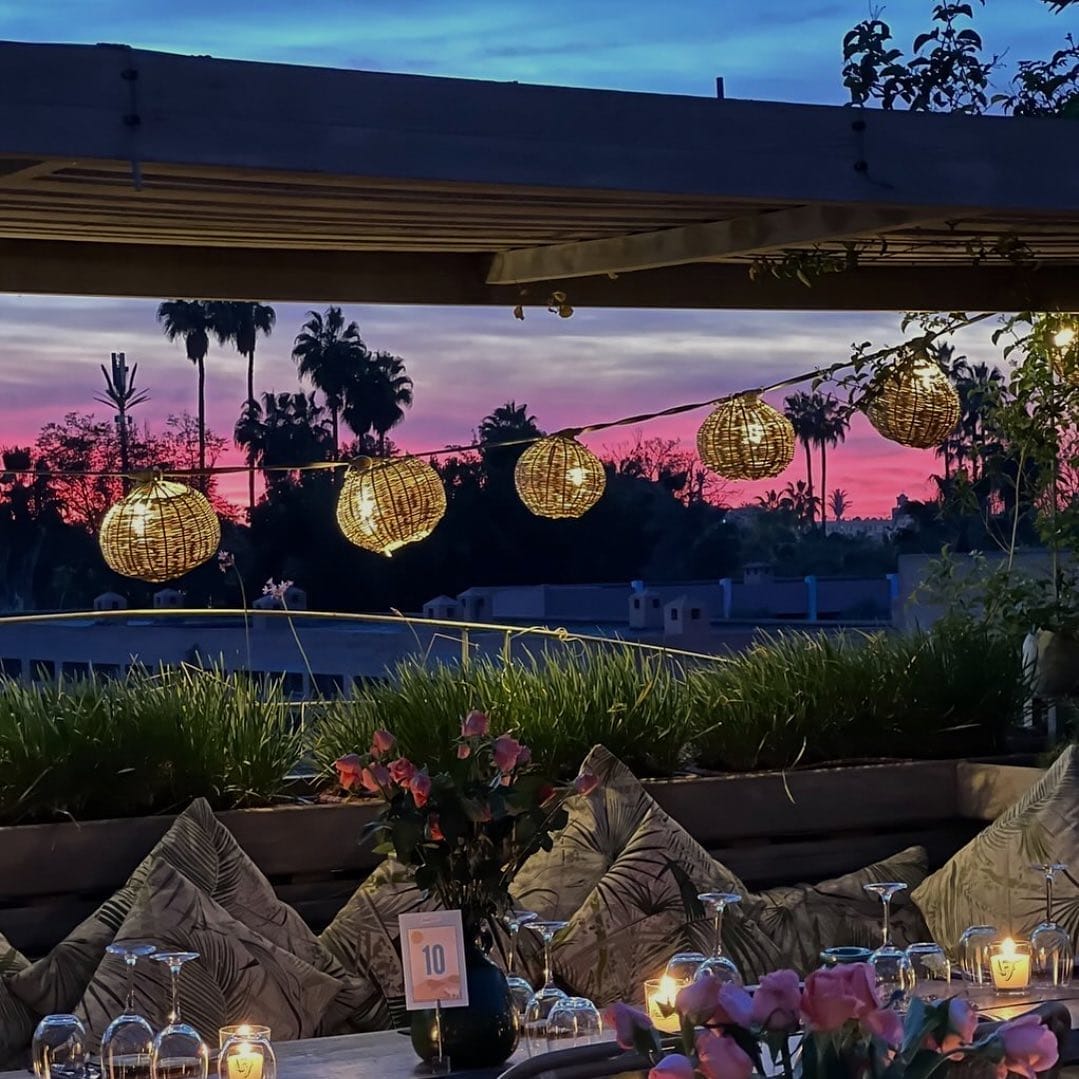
[0,312,993,483]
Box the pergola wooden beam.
[2,239,1076,312]
[485,204,948,285]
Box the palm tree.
[784,392,819,527]
[367,350,414,454]
[212,302,276,513]
[93,352,149,485]
[291,307,369,457]
[815,394,850,534]
[235,391,333,492]
[829,488,852,521]
[477,401,543,474]
[157,300,218,479]
[782,479,820,529]
[755,489,791,512]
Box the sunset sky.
[1,1,1068,516]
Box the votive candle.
[990,938,1031,991]
[645,975,685,1034]
[226,1042,263,1079]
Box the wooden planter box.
[0,759,1043,957]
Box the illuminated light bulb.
[566,466,587,487]
[1053,327,1076,350]
[696,395,794,480]
[515,435,605,519]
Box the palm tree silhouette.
[93,352,149,486]
[211,302,276,513]
[477,401,543,474]
[815,394,850,535]
[784,391,850,533]
[157,300,220,481]
[829,488,851,521]
[366,350,414,455]
[235,391,333,493]
[782,479,820,529]
[292,307,368,458]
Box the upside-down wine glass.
[958,925,998,991]
[546,997,603,1048]
[522,920,568,1057]
[906,942,951,1001]
[504,910,539,1021]
[31,1013,89,1079]
[693,893,743,986]
[150,952,208,1079]
[101,941,158,1079]
[863,883,916,1011]
[664,950,708,983]
[1030,863,1074,989]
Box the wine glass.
[504,909,539,1021]
[693,893,743,986]
[958,925,998,990]
[150,952,208,1079]
[522,920,568,1057]
[31,1014,89,1078]
[546,997,603,1048]
[906,942,951,1001]
[101,941,158,1079]
[1030,863,1074,989]
[863,882,915,1010]
[664,951,707,982]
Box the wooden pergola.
[1,41,1078,311]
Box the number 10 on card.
[399,910,469,1010]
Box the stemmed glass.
[101,941,158,1078]
[693,893,743,986]
[546,997,603,1048]
[150,952,208,1079]
[665,951,707,982]
[31,1014,89,1078]
[958,925,998,990]
[1030,863,1074,989]
[863,883,915,1010]
[522,920,568,1057]
[504,910,539,1021]
[906,942,951,1001]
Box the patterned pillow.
[526,747,780,1005]
[0,976,35,1070]
[9,799,387,1032]
[913,745,1077,954]
[76,860,348,1045]
[754,846,931,974]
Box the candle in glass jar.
[990,938,1030,991]
[227,1042,263,1079]
[645,975,684,1034]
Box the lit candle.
[227,1041,263,1079]
[990,938,1030,991]
[645,975,684,1034]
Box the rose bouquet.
[333,710,598,936]
[605,963,1059,1079]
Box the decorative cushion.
[76,860,349,1045]
[524,746,781,1006]
[0,933,28,977]
[10,799,386,1032]
[913,746,1076,953]
[0,978,35,1070]
[753,845,932,974]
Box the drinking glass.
[863,882,915,1010]
[693,893,743,986]
[101,941,158,1079]
[546,997,603,1048]
[504,909,539,1021]
[522,920,568,1057]
[906,942,951,1001]
[1030,863,1074,989]
[664,951,707,982]
[32,1013,89,1078]
[150,952,208,1079]
[958,925,998,989]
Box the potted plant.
[332,712,597,1069]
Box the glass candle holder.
[989,938,1032,993]
[219,1032,276,1079]
[218,1026,271,1051]
[644,976,685,1034]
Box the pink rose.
[457,744,471,760]
[649,1054,695,1079]
[715,983,754,1028]
[370,729,395,758]
[493,734,524,773]
[675,975,751,1028]
[602,1002,653,1050]
[751,969,802,1031]
[461,710,489,737]
[361,763,389,792]
[864,1008,904,1048]
[574,769,600,796]
[410,770,432,808]
[998,1014,1059,1079]
[928,997,978,1056]
[801,964,878,1033]
[334,753,363,791]
[427,814,445,842]
[388,757,416,786]
[696,1030,754,1079]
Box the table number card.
[400,910,469,1010]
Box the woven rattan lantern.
[864,352,960,449]
[99,478,221,583]
[696,394,795,480]
[514,434,606,519]
[336,456,447,555]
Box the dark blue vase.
[410,940,518,1069]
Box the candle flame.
[658,974,679,1005]
[1001,937,1017,959]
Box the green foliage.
[0,665,302,824]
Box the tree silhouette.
[93,353,148,486]
[784,391,849,533]
[235,392,334,493]
[829,489,851,521]
[366,350,414,455]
